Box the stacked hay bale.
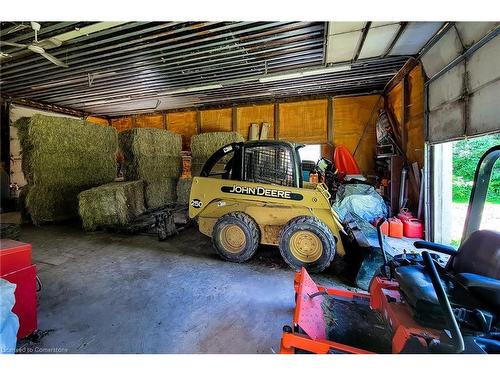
[176,132,244,204]
[78,181,145,231]
[190,132,244,176]
[176,178,192,204]
[118,129,181,209]
[15,115,117,225]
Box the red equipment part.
[334,145,361,175]
[280,268,440,354]
[403,218,424,238]
[293,267,326,340]
[0,240,38,339]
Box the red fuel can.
[388,217,404,238]
[0,240,38,338]
[403,218,424,239]
[372,218,389,236]
[397,208,414,222]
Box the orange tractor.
[280,146,500,354]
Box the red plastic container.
[403,218,424,239]
[0,239,38,338]
[372,218,389,235]
[334,145,361,175]
[388,218,403,238]
[397,208,414,222]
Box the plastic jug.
[389,217,403,238]
[397,208,413,222]
[403,218,424,238]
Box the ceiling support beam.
[384,57,419,93]
[353,22,371,61]
[1,95,87,118]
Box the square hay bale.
[15,115,117,186]
[144,179,177,209]
[14,115,118,225]
[78,181,145,231]
[22,185,86,225]
[190,132,244,176]
[176,178,192,204]
[190,131,244,160]
[118,128,182,181]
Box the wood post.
[274,103,280,140]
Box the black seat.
[455,273,500,311]
[451,230,500,279]
[394,265,444,320]
[451,230,500,310]
[396,230,500,316]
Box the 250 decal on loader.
[188,140,345,273]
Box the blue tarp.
[333,183,389,223]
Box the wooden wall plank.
[385,63,425,211]
[386,80,403,135]
[406,65,425,167]
[274,103,280,139]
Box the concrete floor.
[15,223,349,354]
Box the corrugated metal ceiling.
[0,21,446,117]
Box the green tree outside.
[452,134,500,204]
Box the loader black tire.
[279,216,336,273]
[212,212,260,263]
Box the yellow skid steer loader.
[188,140,345,273]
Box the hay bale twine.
[78,180,145,231]
[176,178,192,204]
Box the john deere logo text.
[221,185,303,201]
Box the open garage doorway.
[432,133,500,247]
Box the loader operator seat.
[395,230,500,316]
[451,230,500,310]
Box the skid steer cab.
[188,140,345,273]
